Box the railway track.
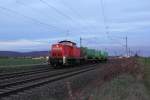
[0,64,98,99]
[0,65,53,80]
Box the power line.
[39,0,92,35]
[99,0,128,57]
[57,0,94,34]
[100,0,107,28]
[99,0,125,47]
[39,0,79,36]
[0,6,64,31]
[100,0,115,41]
[16,1,61,22]
[58,0,120,45]
[39,0,75,24]
[15,1,69,32]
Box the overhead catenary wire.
[39,0,93,35]
[59,0,120,43]
[59,0,121,45]
[0,6,64,32]
[100,0,131,56]
[15,1,65,26]
[99,0,125,47]
[1,0,95,44]
[55,0,109,46]
[17,0,104,40]
[39,0,78,37]
[39,0,74,23]
[100,0,112,38]
[39,0,76,29]
[1,1,125,45]
[57,0,94,35]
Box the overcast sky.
[0,0,150,56]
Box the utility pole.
[125,36,128,57]
[128,48,130,56]
[80,37,82,48]
[80,37,83,57]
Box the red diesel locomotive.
[49,40,81,66]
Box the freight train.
[48,40,108,67]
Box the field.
[1,57,150,100]
[67,57,150,100]
[0,57,47,73]
[90,74,149,100]
[0,57,47,66]
[91,57,150,100]
[140,57,150,95]
[0,57,150,100]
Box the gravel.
[2,58,148,100]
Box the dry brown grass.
[91,74,149,100]
[69,58,150,100]
[3,58,149,100]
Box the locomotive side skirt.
[49,57,81,66]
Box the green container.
[86,49,95,59]
[101,51,108,60]
[81,47,108,60]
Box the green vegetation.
[0,57,47,73]
[140,57,150,95]
[79,58,150,100]
[92,74,149,100]
[0,58,46,66]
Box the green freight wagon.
[81,47,96,59]
[81,47,108,61]
[101,51,108,61]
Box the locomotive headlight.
[63,56,66,64]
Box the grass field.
[92,74,149,100]
[0,57,47,73]
[72,58,150,100]
[140,57,150,95]
[85,57,150,100]
[0,58,47,66]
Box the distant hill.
[0,51,49,57]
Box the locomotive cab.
[49,40,80,67]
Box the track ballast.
[0,64,99,99]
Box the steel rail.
[0,66,52,80]
[0,64,98,98]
